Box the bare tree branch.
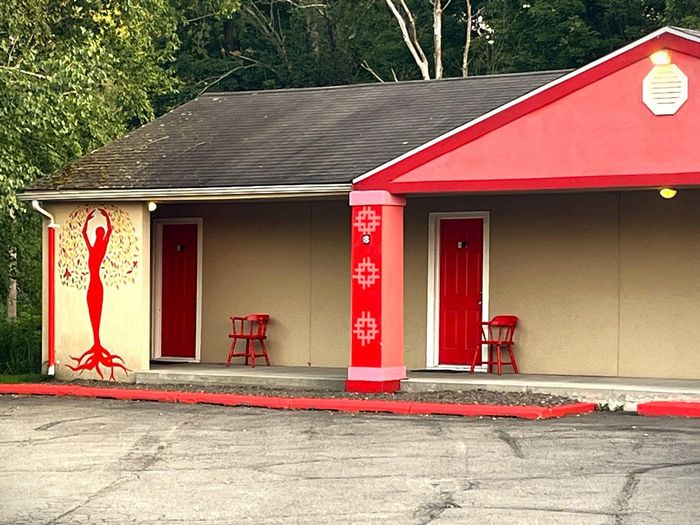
[361,61,385,82]
[198,64,256,95]
[433,0,443,79]
[399,0,429,67]
[0,65,50,80]
[241,2,291,75]
[385,0,430,79]
[462,0,473,77]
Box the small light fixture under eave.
[659,188,677,199]
[650,49,672,66]
[147,201,158,212]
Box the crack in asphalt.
[495,429,525,459]
[477,504,616,516]
[41,427,173,524]
[34,415,101,431]
[0,432,82,445]
[413,490,461,525]
[41,474,131,525]
[614,461,700,524]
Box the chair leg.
[226,338,237,367]
[260,339,271,366]
[470,346,480,374]
[244,340,249,366]
[497,344,503,376]
[507,344,519,374]
[249,340,256,368]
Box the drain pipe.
[31,201,59,376]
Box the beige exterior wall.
[405,191,700,379]
[42,203,151,382]
[41,191,699,380]
[153,200,351,368]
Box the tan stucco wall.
[42,192,699,380]
[618,191,700,378]
[405,191,700,379]
[42,203,151,382]
[153,200,350,367]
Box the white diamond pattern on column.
[352,257,380,290]
[353,207,381,235]
[353,311,379,347]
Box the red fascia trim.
[356,33,700,192]
[387,172,700,194]
[637,401,700,418]
[0,383,596,420]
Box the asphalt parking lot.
[1,396,699,525]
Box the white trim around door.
[426,212,490,370]
[152,218,203,362]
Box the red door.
[160,223,198,358]
[438,218,483,365]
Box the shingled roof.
[673,26,700,39]
[26,70,568,194]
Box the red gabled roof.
[355,27,700,193]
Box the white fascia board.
[19,183,352,202]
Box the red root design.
[67,344,130,381]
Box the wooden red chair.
[470,315,519,375]
[226,314,271,367]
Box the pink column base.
[347,366,407,382]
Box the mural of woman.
[67,208,129,380]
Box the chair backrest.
[485,315,518,343]
[245,313,270,337]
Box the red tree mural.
[59,206,139,380]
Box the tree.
[664,0,700,27]
[383,0,475,79]
[0,1,238,322]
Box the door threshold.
[152,357,200,363]
[425,365,487,373]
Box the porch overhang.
[353,27,700,195]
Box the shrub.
[0,312,42,374]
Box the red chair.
[226,314,271,367]
[470,315,519,375]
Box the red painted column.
[346,190,406,393]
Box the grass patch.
[0,373,46,384]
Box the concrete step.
[136,365,347,391]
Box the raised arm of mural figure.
[100,208,113,244]
[67,208,129,380]
[82,209,95,247]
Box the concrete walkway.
[136,363,700,409]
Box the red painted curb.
[637,401,700,418]
[0,384,596,420]
[543,402,597,419]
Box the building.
[21,27,700,391]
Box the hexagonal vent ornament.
[643,62,688,116]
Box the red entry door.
[438,218,483,365]
[160,223,198,358]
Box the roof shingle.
[29,70,568,191]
